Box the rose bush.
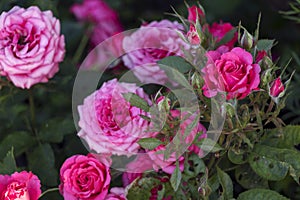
[0,6,65,89]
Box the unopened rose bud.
[241,30,253,50]
[191,72,203,89]
[156,96,171,112]
[187,25,201,45]
[269,78,285,98]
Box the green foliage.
[170,162,182,191]
[126,177,160,200]
[237,189,289,200]
[217,167,233,199]
[138,138,163,150]
[123,92,150,112]
[157,56,194,74]
[0,148,18,174]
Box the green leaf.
[249,151,289,181]
[215,28,237,48]
[123,92,150,112]
[0,131,36,159]
[170,162,182,191]
[195,138,223,153]
[208,174,220,193]
[127,177,160,200]
[27,143,58,187]
[157,56,194,74]
[138,138,163,150]
[262,125,300,149]
[256,39,275,51]
[39,118,76,143]
[228,149,248,165]
[249,144,300,183]
[0,148,18,174]
[217,167,233,199]
[235,164,269,189]
[237,189,289,200]
[183,154,206,180]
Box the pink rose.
[208,22,237,48]
[122,154,153,187]
[0,171,41,200]
[269,77,285,98]
[59,154,111,200]
[105,187,126,200]
[78,78,157,156]
[202,46,261,99]
[71,0,123,47]
[122,20,189,84]
[0,6,65,89]
[188,5,205,24]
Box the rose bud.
[241,30,253,50]
[187,25,201,45]
[269,77,285,98]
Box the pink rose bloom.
[122,154,153,187]
[202,46,261,99]
[0,6,65,89]
[188,5,205,24]
[0,171,41,200]
[270,77,285,98]
[208,22,237,48]
[71,0,123,47]
[78,78,157,156]
[122,20,189,84]
[59,154,111,200]
[105,187,126,200]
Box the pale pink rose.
[122,154,153,187]
[0,171,41,200]
[270,78,285,98]
[202,46,261,99]
[71,0,123,47]
[208,22,237,48]
[78,79,157,156]
[0,6,65,89]
[122,20,189,84]
[188,5,205,24]
[59,154,111,200]
[105,187,126,200]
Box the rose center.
[3,181,30,200]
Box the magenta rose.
[202,46,261,99]
[122,154,153,187]
[59,154,111,200]
[188,5,205,24]
[105,187,126,200]
[78,78,157,156]
[269,77,285,98]
[208,22,237,49]
[71,0,123,47]
[0,6,65,89]
[122,20,189,84]
[0,171,41,200]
